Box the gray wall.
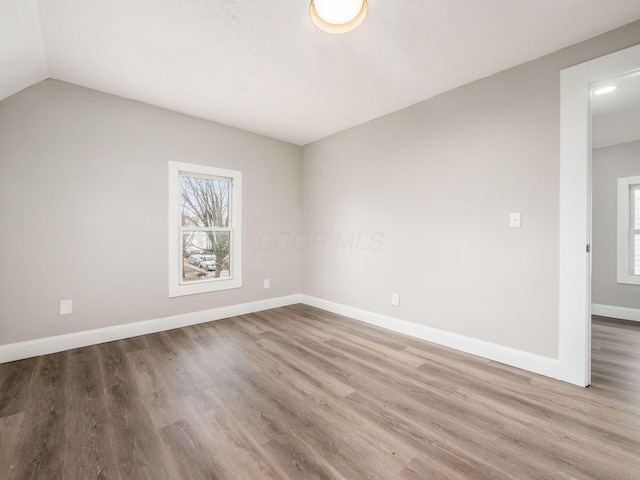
[592,140,640,309]
[0,80,302,346]
[3,23,640,359]
[301,22,640,359]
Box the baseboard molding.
[592,303,640,323]
[0,294,302,364]
[1,292,561,381]
[300,295,560,380]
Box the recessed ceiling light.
[593,85,617,95]
[310,0,368,34]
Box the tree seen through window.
[180,175,232,281]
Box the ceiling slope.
[5,1,640,145]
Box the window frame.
[616,175,640,285]
[168,161,242,297]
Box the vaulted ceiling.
[3,0,640,145]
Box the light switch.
[509,213,521,228]
[391,293,400,307]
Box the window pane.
[635,234,640,276]
[181,175,230,228]
[182,231,231,282]
[635,188,640,230]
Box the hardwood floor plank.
[399,451,504,480]
[1,307,639,479]
[126,347,185,430]
[250,322,544,478]
[7,353,68,480]
[104,382,179,480]
[99,341,180,480]
[181,390,291,480]
[62,348,119,480]
[0,412,24,478]
[121,334,149,353]
[0,357,38,418]
[341,380,559,480]
[254,336,356,398]
[399,458,462,480]
[261,435,347,480]
[159,419,229,480]
[96,340,131,390]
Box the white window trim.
[617,175,640,285]
[168,161,242,297]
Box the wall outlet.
[509,212,521,228]
[391,293,400,307]
[59,299,73,315]
[263,279,270,289]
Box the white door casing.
[559,43,640,387]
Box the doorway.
[591,73,640,317]
[590,72,640,385]
[559,43,640,387]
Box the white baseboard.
[300,295,560,380]
[1,292,561,382]
[0,294,302,364]
[592,303,640,322]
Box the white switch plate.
[509,212,521,228]
[391,293,400,307]
[263,279,270,289]
[59,299,73,315]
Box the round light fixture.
[310,0,368,34]
[594,85,617,95]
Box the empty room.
[2,1,640,479]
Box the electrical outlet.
[263,279,270,289]
[391,293,400,307]
[59,299,73,315]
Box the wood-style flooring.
[1,305,639,479]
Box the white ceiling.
[592,71,640,118]
[3,0,640,145]
[592,71,640,148]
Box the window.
[617,175,640,285]
[633,186,640,275]
[169,161,242,297]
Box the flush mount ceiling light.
[310,0,368,34]
[594,85,617,95]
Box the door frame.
[559,43,640,387]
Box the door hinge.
[586,244,591,253]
